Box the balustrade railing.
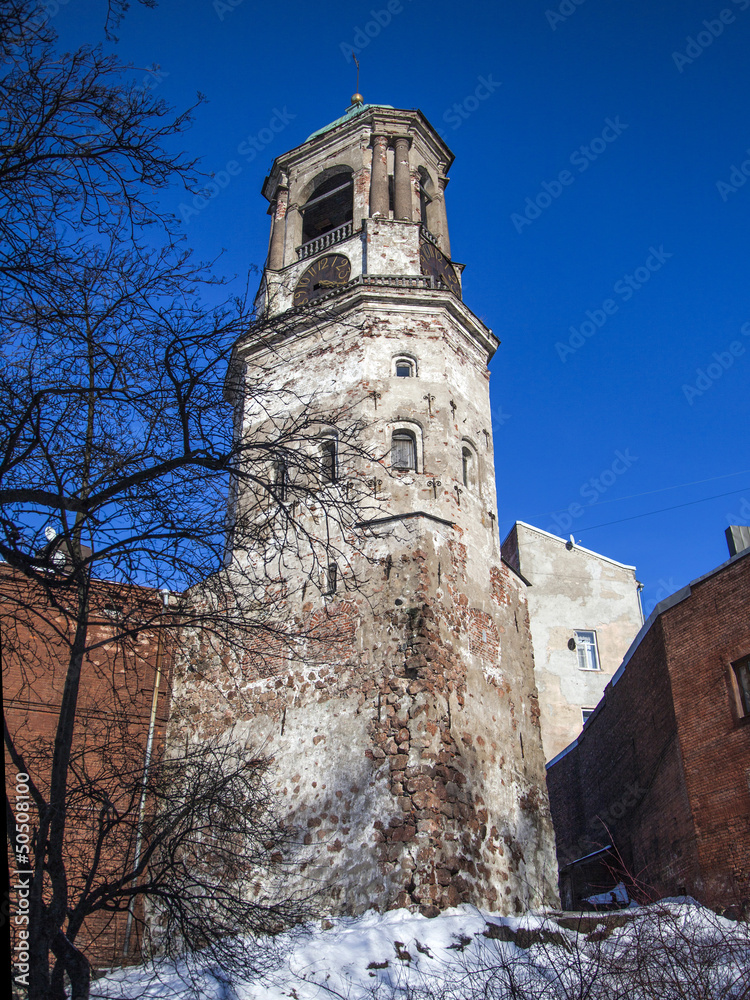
[361,274,438,290]
[419,225,439,247]
[297,222,354,259]
[256,273,455,326]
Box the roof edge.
[547,546,750,767]
[546,737,579,769]
[505,520,637,572]
[611,544,750,688]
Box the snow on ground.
[92,900,750,1000]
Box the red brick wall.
[3,568,172,969]
[547,551,750,910]
[547,616,697,907]
[662,555,750,905]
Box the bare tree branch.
[1,5,380,998]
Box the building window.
[274,460,288,502]
[301,171,353,244]
[393,355,417,378]
[391,431,416,471]
[575,630,600,671]
[582,707,595,725]
[323,562,337,596]
[462,446,477,489]
[734,656,750,717]
[418,167,433,232]
[320,439,336,483]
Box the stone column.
[393,136,412,221]
[267,174,289,271]
[434,174,451,256]
[370,134,389,218]
[284,201,300,263]
[353,166,370,226]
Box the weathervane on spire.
[351,53,363,106]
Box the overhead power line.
[575,485,750,534]
[532,469,750,518]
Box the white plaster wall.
[511,523,642,761]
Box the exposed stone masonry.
[168,100,558,918]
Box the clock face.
[419,238,461,299]
[293,254,351,307]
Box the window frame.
[732,655,750,718]
[418,166,434,233]
[323,561,338,596]
[393,354,418,378]
[391,429,417,472]
[320,438,337,483]
[574,630,601,671]
[300,170,354,244]
[461,442,479,491]
[274,459,288,502]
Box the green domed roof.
[306,102,394,142]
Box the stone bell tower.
[183,99,558,915]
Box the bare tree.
[1,5,374,998]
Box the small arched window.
[391,431,416,471]
[324,562,338,596]
[462,447,473,488]
[461,443,477,490]
[274,459,288,501]
[320,439,337,483]
[393,354,417,378]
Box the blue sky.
[57,0,750,613]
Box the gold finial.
[351,53,363,106]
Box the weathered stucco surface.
[168,103,558,918]
[502,522,643,762]
[169,289,558,914]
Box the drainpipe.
[123,587,170,957]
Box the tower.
[178,100,558,915]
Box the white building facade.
[502,521,643,762]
